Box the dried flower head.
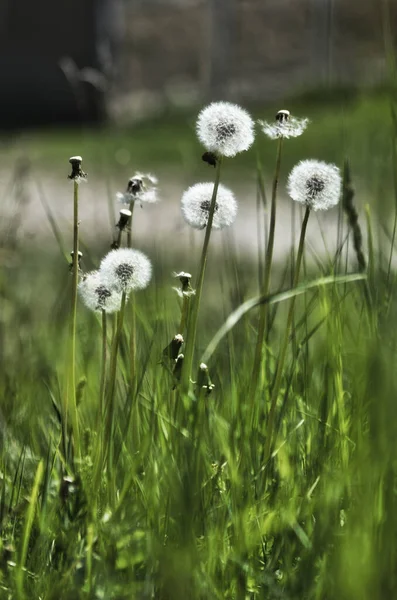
[99,248,152,293]
[181,182,237,230]
[68,155,87,182]
[116,172,158,205]
[287,159,341,211]
[162,334,184,364]
[172,271,195,297]
[196,102,255,158]
[78,271,122,313]
[196,362,215,394]
[116,209,132,231]
[259,110,309,140]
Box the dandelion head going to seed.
[196,101,255,158]
[172,271,196,297]
[181,182,237,230]
[287,159,342,211]
[78,271,122,313]
[259,109,309,140]
[68,155,87,182]
[99,248,152,293]
[116,172,158,205]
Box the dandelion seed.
[99,248,152,293]
[181,182,237,230]
[259,109,309,140]
[78,271,122,313]
[116,172,158,205]
[68,155,87,182]
[287,159,341,211]
[196,101,255,158]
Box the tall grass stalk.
[15,460,44,600]
[263,206,311,463]
[181,157,223,392]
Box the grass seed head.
[196,101,255,158]
[181,182,237,230]
[287,159,342,211]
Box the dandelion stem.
[250,137,284,402]
[130,294,136,391]
[104,291,127,473]
[182,157,223,392]
[127,200,135,247]
[69,180,81,459]
[99,310,107,421]
[264,206,311,463]
[127,201,136,389]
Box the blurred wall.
[113,0,392,119]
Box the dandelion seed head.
[78,271,122,313]
[116,172,158,205]
[259,112,309,140]
[287,159,341,211]
[99,248,152,292]
[181,182,237,230]
[196,101,255,157]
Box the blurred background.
[0,0,393,125]
[0,0,396,263]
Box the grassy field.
[1,90,397,599]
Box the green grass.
[1,89,397,599]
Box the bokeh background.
[0,0,396,262]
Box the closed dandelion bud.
[202,151,218,168]
[181,182,237,230]
[69,250,83,272]
[173,353,184,385]
[287,159,341,211]
[78,271,122,313]
[196,362,215,395]
[99,248,152,293]
[172,271,195,297]
[196,101,255,158]
[162,334,184,363]
[68,155,87,182]
[259,110,309,140]
[116,209,132,231]
[116,172,158,205]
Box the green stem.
[181,158,223,393]
[69,180,81,459]
[104,291,127,472]
[250,137,284,401]
[263,206,311,463]
[127,200,135,247]
[130,294,136,391]
[127,202,136,390]
[99,310,107,422]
